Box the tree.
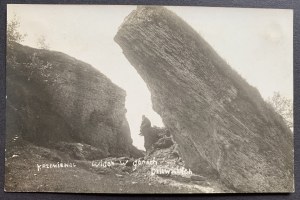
[7,14,26,45]
[267,92,293,130]
[36,35,50,50]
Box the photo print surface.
[5,4,294,193]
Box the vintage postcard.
[5,4,294,193]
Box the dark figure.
[140,115,151,133]
[139,115,159,151]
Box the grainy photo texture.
[5,5,294,193]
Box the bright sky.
[7,5,293,150]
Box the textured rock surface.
[115,6,294,192]
[6,43,137,158]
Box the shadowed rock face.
[115,6,294,192]
[6,43,138,158]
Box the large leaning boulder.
[6,43,137,158]
[115,6,294,192]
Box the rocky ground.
[4,136,232,193]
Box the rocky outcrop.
[115,6,294,192]
[6,43,138,158]
[140,122,173,152]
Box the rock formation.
[115,6,294,192]
[139,116,173,152]
[6,42,140,158]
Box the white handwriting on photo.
[91,158,193,176]
[36,162,76,171]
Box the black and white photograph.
[5,4,294,193]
